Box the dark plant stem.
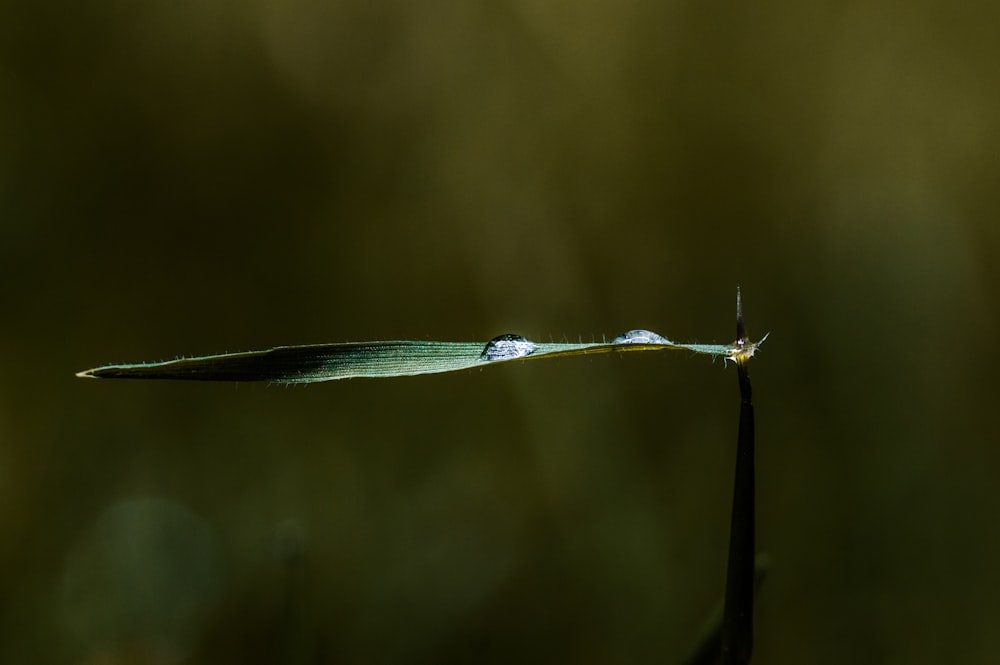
[720,363,755,663]
[682,554,769,665]
[720,294,756,664]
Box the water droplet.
[481,334,537,361]
[612,329,672,345]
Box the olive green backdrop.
[2,1,998,663]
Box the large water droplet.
[612,329,672,345]
[481,334,537,361]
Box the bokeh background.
[2,1,998,663]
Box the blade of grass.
[76,332,767,383]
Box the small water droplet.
[481,334,537,361]
[612,329,672,345]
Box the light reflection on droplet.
[480,334,537,361]
[611,329,672,345]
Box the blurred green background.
[2,1,998,663]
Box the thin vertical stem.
[721,289,756,664]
